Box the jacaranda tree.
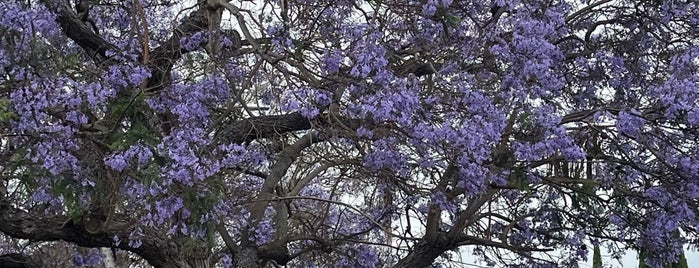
[0,0,697,267]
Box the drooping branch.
[0,200,179,268]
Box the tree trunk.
[393,240,449,268]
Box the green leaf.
[444,13,462,27]
[639,249,649,268]
[50,177,84,221]
[676,250,689,268]
[511,169,530,191]
[0,98,16,122]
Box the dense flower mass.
[0,0,697,268]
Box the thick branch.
[0,253,38,268]
[45,0,210,93]
[392,234,454,268]
[42,0,119,62]
[243,132,319,258]
[0,200,178,268]
[216,112,314,144]
[145,9,209,92]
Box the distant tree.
[0,0,697,267]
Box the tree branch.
[215,112,314,144]
[0,200,178,268]
[41,0,120,63]
[145,9,209,92]
[44,0,211,93]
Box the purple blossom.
[356,126,373,138]
[616,110,645,137]
[421,0,438,16]
[267,24,294,52]
[32,184,56,204]
[363,138,407,173]
[104,154,128,172]
[251,219,275,246]
[456,162,489,195]
[280,87,333,118]
[355,245,378,267]
[220,254,233,268]
[687,108,699,126]
[65,111,88,124]
[72,248,104,267]
[83,82,116,108]
[321,50,343,74]
[431,191,456,214]
[180,31,205,51]
[104,144,153,172]
[154,196,184,225]
[128,66,151,86]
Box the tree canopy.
[0,0,698,267]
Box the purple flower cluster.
[251,219,275,246]
[31,183,63,209]
[280,87,332,118]
[355,245,379,268]
[104,144,153,172]
[363,137,407,173]
[180,31,206,51]
[616,110,646,138]
[350,36,387,78]
[72,248,104,267]
[321,49,344,74]
[421,0,452,17]
[148,75,229,128]
[430,191,456,214]
[513,107,586,162]
[0,2,60,54]
[267,24,294,53]
[153,196,184,225]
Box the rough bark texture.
[145,9,208,93]
[392,234,454,268]
[0,253,39,268]
[392,245,448,268]
[43,0,119,62]
[0,198,179,267]
[217,112,313,144]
